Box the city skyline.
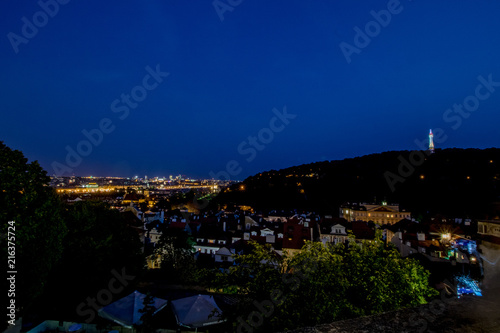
[2,1,500,179]
[46,129,433,181]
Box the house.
[195,238,220,255]
[351,221,376,241]
[318,218,349,245]
[386,219,450,259]
[282,216,315,254]
[391,232,444,258]
[428,222,465,241]
[122,193,146,204]
[229,239,256,256]
[383,218,424,244]
[195,224,227,255]
[143,210,164,223]
[169,221,191,233]
[478,220,500,244]
[244,216,260,230]
[340,202,411,225]
[121,210,146,251]
[214,247,233,263]
[147,227,162,245]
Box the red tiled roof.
[351,221,375,240]
[169,222,188,229]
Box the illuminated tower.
[429,129,435,153]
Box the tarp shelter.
[171,295,225,329]
[98,291,168,329]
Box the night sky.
[2,0,500,179]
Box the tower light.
[429,129,435,153]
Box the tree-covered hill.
[215,148,500,218]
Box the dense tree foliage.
[154,226,197,283]
[1,142,147,327]
[44,201,144,307]
[214,236,437,332]
[135,292,156,333]
[0,141,67,318]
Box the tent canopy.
[171,295,224,328]
[98,291,168,328]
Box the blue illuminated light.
[456,276,482,297]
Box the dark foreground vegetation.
[208,239,437,332]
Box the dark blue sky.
[2,0,500,179]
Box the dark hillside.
[215,148,500,218]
